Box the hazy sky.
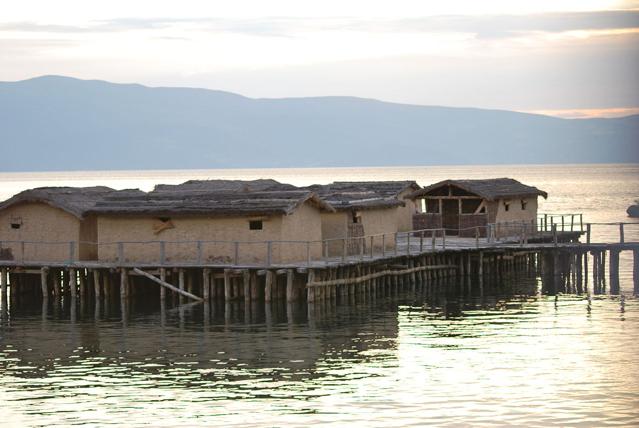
[1,0,638,117]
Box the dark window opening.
[11,223,21,229]
[479,206,486,214]
[158,217,171,222]
[461,199,482,214]
[249,220,263,230]
[351,212,362,224]
[521,200,527,210]
[425,199,440,214]
[504,202,510,212]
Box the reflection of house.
[305,181,419,256]
[409,178,547,237]
[0,187,141,262]
[92,189,334,264]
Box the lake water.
[1,163,639,426]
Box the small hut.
[305,181,420,256]
[0,187,141,261]
[409,178,547,237]
[91,189,334,264]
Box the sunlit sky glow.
[1,0,638,117]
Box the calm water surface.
[1,164,638,426]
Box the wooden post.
[202,268,210,301]
[117,242,124,263]
[307,241,312,266]
[342,238,347,262]
[178,269,185,303]
[160,241,166,265]
[478,251,484,295]
[224,269,231,302]
[586,224,591,244]
[69,268,77,299]
[552,224,558,246]
[267,241,272,266]
[79,270,86,300]
[610,249,620,294]
[265,270,274,302]
[619,223,625,244]
[286,269,294,303]
[93,270,101,300]
[382,234,386,257]
[243,270,251,304]
[53,270,61,297]
[475,227,479,248]
[234,242,239,265]
[371,236,375,258]
[306,270,315,303]
[120,268,128,298]
[160,268,166,300]
[633,249,639,295]
[431,230,436,250]
[40,267,49,299]
[1,268,7,299]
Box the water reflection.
[1,274,638,427]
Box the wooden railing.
[0,220,636,267]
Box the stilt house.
[409,178,547,237]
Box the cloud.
[1,10,637,39]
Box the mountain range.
[1,75,637,171]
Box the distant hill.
[0,75,637,171]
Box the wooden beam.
[132,268,202,302]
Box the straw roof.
[409,178,548,201]
[90,190,335,217]
[153,179,297,193]
[0,186,144,219]
[304,181,419,211]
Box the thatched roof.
[153,179,297,193]
[0,186,144,219]
[304,181,419,211]
[409,178,548,201]
[90,190,335,217]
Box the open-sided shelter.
[409,178,547,237]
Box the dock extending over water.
[1,220,637,314]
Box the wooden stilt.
[93,270,101,300]
[178,269,185,303]
[286,269,294,303]
[224,269,231,302]
[69,268,77,299]
[120,268,128,299]
[633,249,639,295]
[243,270,251,304]
[202,268,210,301]
[265,270,274,302]
[40,267,49,299]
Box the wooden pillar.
[93,270,101,300]
[67,269,78,299]
[478,251,484,294]
[250,271,259,301]
[120,268,129,299]
[1,268,7,300]
[286,269,295,303]
[576,252,583,294]
[265,270,274,302]
[40,267,49,299]
[306,270,315,303]
[243,270,251,305]
[159,268,166,300]
[202,268,210,301]
[610,249,620,294]
[178,269,185,303]
[53,270,61,297]
[633,249,639,295]
[224,269,231,302]
[79,269,86,300]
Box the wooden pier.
[1,222,638,316]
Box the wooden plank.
[132,268,202,301]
